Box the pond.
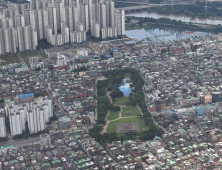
[118,78,132,96]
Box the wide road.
[0,137,40,148]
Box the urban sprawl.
[0,0,221,170]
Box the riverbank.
[125,16,222,33]
[148,1,222,19]
[126,12,222,25]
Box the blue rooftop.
[19,93,34,99]
[113,47,119,51]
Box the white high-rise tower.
[0,116,6,137]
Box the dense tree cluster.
[110,86,123,98]
[89,68,164,143]
[127,94,137,106]
[34,91,48,98]
[126,16,186,26]
[149,0,164,3]
[96,79,121,124]
[150,1,222,18]
[47,113,58,125]
[35,67,41,71]
[126,16,222,33]
[13,129,49,140]
[73,67,88,73]
[0,137,8,143]
[130,72,163,140]
[115,2,138,8]
[5,116,10,134]
[36,39,52,50]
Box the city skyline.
[0,0,125,55]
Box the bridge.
[117,2,193,12]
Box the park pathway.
[136,105,144,116]
[106,91,112,103]
[101,110,110,134]
[101,90,143,134]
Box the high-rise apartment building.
[9,112,22,136]
[7,96,53,136]
[0,0,124,54]
[0,116,6,137]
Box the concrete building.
[115,9,125,36]
[58,116,71,129]
[0,116,6,137]
[9,112,22,136]
[40,133,51,145]
[7,96,52,135]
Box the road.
[0,137,40,148]
[46,89,66,116]
[119,2,193,10]
[19,55,26,65]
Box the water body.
[125,27,211,44]
[126,12,222,25]
[118,79,132,96]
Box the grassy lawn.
[0,50,43,65]
[114,96,130,105]
[20,51,40,63]
[121,106,141,117]
[107,117,148,133]
[0,54,21,65]
[107,111,120,121]
[70,49,77,54]
[124,73,132,78]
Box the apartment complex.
[8,96,53,136]
[0,0,125,55]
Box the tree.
[107,81,113,91]
[110,86,123,98]
[35,67,41,71]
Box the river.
[125,28,211,44]
[126,12,222,25]
[125,12,218,43]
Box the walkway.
[101,91,144,134]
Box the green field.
[124,73,132,78]
[121,106,141,117]
[107,111,120,121]
[114,96,130,105]
[0,54,21,65]
[21,52,41,63]
[70,49,77,54]
[0,50,43,66]
[107,117,148,133]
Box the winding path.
[101,91,144,134]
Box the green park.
[89,68,163,143]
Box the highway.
[118,2,193,10]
